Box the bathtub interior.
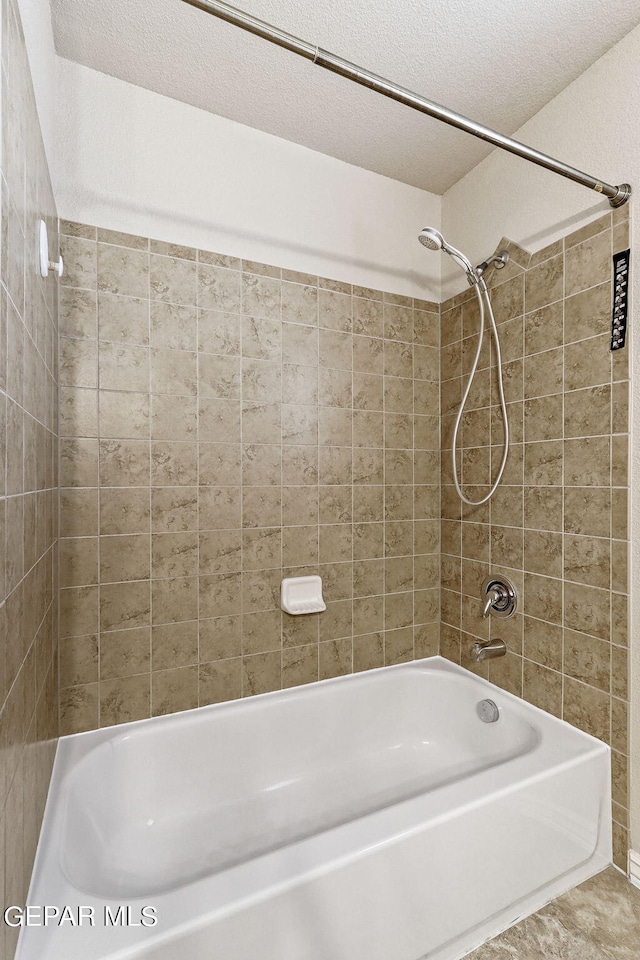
[59,665,541,899]
[17,657,612,960]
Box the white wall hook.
[38,219,63,279]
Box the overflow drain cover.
[477,699,500,723]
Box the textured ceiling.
[51,0,640,193]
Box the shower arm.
[181,0,631,207]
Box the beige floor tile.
[467,912,610,959]
[466,869,640,960]
[541,868,640,960]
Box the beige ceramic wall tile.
[524,254,564,312]
[153,621,198,670]
[98,227,149,250]
[199,658,242,705]
[97,245,149,299]
[99,628,151,684]
[152,666,199,716]
[564,230,612,297]
[100,674,151,726]
[1,0,60,946]
[153,302,197,351]
[98,289,148,341]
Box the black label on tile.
[610,248,630,351]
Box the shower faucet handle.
[482,586,503,618]
[480,575,517,619]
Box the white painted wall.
[54,59,441,299]
[442,27,637,297]
[444,22,640,859]
[16,0,57,173]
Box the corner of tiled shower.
[438,209,630,868]
[54,204,631,871]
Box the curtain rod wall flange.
[181,0,631,208]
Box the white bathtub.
[19,657,611,960]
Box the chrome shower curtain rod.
[181,0,631,207]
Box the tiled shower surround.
[1,0,60,955]
[439,209,630,869]
[58,223,441,732]
[58,211,630,871]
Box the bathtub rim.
[54,654,609,760]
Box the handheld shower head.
[417,227,478,283]
[415,227,510,506]
[418,227,445,251]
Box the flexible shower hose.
[451,281,509,505]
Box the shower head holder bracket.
[475,250,510,278]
